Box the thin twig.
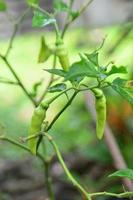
[46,86,99,132]
[38,55,57,105]
[1,135,133,199]
[21,133,55,199]
[78,0,94,15]
[0,135,30,152]
[107,24,133,55]
[46,91,78,131]
[0,55,37,106]
[90,191,133,198]
[0,77,19,85]
[0,6,56,200]
[20,133,41,143]
[0,8,37,106]
[44,132,91,200]
[61,0,94,38]
[44,132,133,199]
[0,135,54,198]
[5,8,30,57]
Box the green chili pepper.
[38,36,70,70]
[28,93,64,155]
[38,36,52,63]
[56,44,70,71]
[28,103,49,155]
[92,88,106,139]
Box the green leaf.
[113,78,127,86]
[54,0,68,12]
[32,11,56,27]
[85,52,99,66]
[65,57,100,82]
[38,36,51,63]
[48,83,66,93]
[106,65,127,76]
[109,169,133,180]
[70,11,80,20]
[26,0,39,6]
[111,78,133,107]
[44,69,66,77]
[0,0,6,11]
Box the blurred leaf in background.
[0,0,6,11]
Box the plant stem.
[90,191,133,198]
[1,135,132,200]
[0,6,56,200]
[44,160,55,200]
[107,24,133,55]
[46,91,78,131]
[0,135,55,199]
[38,55,57,105]
[41,138,55,200]
[21,133,41,142]
[78,0,93,16]
[0,8,36,106]
[0,135,30,152]
[0,77,19,85]
[61,0,94,38]
[0,135,42,160]
[44,133,91,200]
[0,56,37,106]
[5,8,30,57]
[70,0,75,8]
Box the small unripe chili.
[28,94,63,154]
[55,44,70,71]
[92,88,106,139]
[28,103,49,154]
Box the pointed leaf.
[65,57,100,82]
[48,83,66,93]
[85,52,99,66]
[54,0,68,12]
[106,65,127,76]
[113,78,127,86]
[44,69,66,77]
[111,78,133,107]
[32,11,56,27]
[109,169,133,180]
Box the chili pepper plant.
[0,0,133,200]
